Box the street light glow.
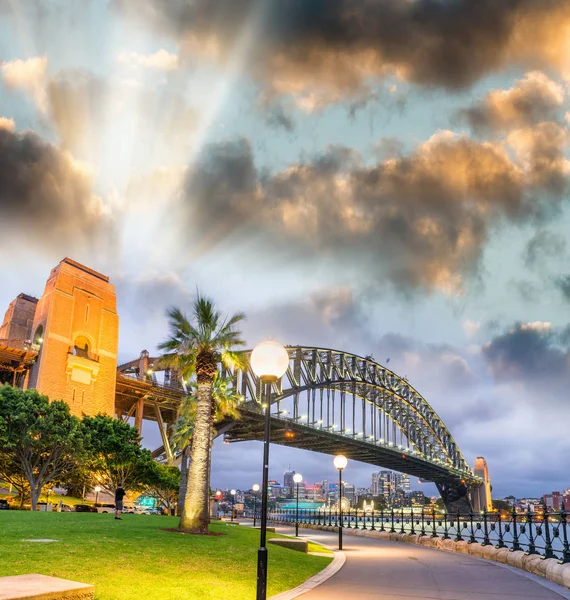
[252,484,260,492]
[250,340,289,380]
[293,473,303,484]
[334,454,348,470]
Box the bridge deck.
[220,409,477,486]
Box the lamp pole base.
[256,547,268,600]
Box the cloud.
[264,103,295,132]
[510,279,541,303]
[555,275,570,302]
[0,126,113,254]
[117,49,179,71]
[523,229,567,268]
[459,71,566,134]
[180,127,569,295]
[116,0,570,107]
[463,320,481,338]
[482,322,570,399]
[1,56,48,111]
[0,116,15,132]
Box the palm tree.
[159,295,245,534]
[171,373,243,515]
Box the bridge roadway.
[265,523,570,600]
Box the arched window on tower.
[33,325,44,348]
[73,335,91,359]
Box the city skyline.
[2,1,570,498]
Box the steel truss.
[221,346,480,488]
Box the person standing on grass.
[114,483,126,520]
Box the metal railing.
[267,506,570,562]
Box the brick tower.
[27,258,119,417]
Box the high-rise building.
[283,471,295,495]
[372,470,411,500]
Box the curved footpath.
[269,524,570,600]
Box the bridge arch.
[222,346,480,499]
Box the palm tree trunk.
[179,381,213,533]
[177,446,190,516]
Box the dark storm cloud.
[182,126,569,294]
[117,0,570,106]
[523,230,567,269]
[0,125,111,252]
[482,322,570,398]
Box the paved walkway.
[271,524,570,600]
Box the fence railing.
[267,507,570,562]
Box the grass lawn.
[0,512,332,599]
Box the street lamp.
[231,489,236,521]
[94,486,101,507]
[334,454,348,550]
[252,484,260,527]
[293,473,303,537]
[251,340,289,600]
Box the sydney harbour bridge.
[0,259,488,513]
[115,346,487,512]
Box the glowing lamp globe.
[293,473,303,484]
[250,341,289,380]
[94,486,101,493]
[252,484,260,492]
[333,454,348,470]
[231,489,236,495]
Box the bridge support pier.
[436,480,473,515]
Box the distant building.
[543,492,562,511]
[371,470,410,501]
[283,471,295,495]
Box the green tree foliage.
[0,386,83,510]
[493,498,512,512]
[0,453,31,508]
[159,294,246,534]
[148,464,181,515]
[81,415,157,494]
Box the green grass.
[0,512,332,599]
[0,492,94,506]
[307,541,334,555]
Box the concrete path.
[271,524,570,600]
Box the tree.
[159,295,245,534]
[148,464,181,515]
[81,415,157,494]
[0,386,83,510]
[171,373,243,514]
[493,498,512,513]
[0,453,31,508]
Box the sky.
[1,0,570,499]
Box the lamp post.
[333,455,348,550]
[251,340,290,600]
[252,484,260,527]
[231,489,236,521]
[94,486,101,507]
[293,473,303,536]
